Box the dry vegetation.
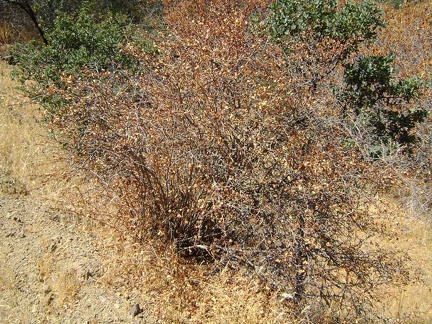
[368,1,432,220]
[379,209,432,322]
[0,59,88,206]
[46,1,409,320]
[1,0,432,322]
[0,58,47,193]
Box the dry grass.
[35,251,82,310]
[390,220,432,321]
[0,60,90,208]
[97,209,431,323]
[98,231,295,323]
[0,60,51,192]
[371,197,432,322]
[36,252,55,283]
[50,268,82,308]
[0,23,13,45]
[0,252,15,292]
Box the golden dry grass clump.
[0,57,102,211]
[0,60,81,204]
[0,60,41,193]
[373,198,432,322]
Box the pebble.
[130,303,143,317]
[42,284,51,294]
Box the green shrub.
[269,0,384,42]
[11,3,137,98]
[268,0,385,90]
[339,55,428,157]
[268,0,429,158]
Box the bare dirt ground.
[0,190,139,323]
[0,176,156,323]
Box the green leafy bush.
[268,0,429,158]
[11,3,136,92]
[268,0,385,90]
[339,55,428,157]
[269,0,384,42]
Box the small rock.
[130,303,143,317]
[42,284,51,294]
